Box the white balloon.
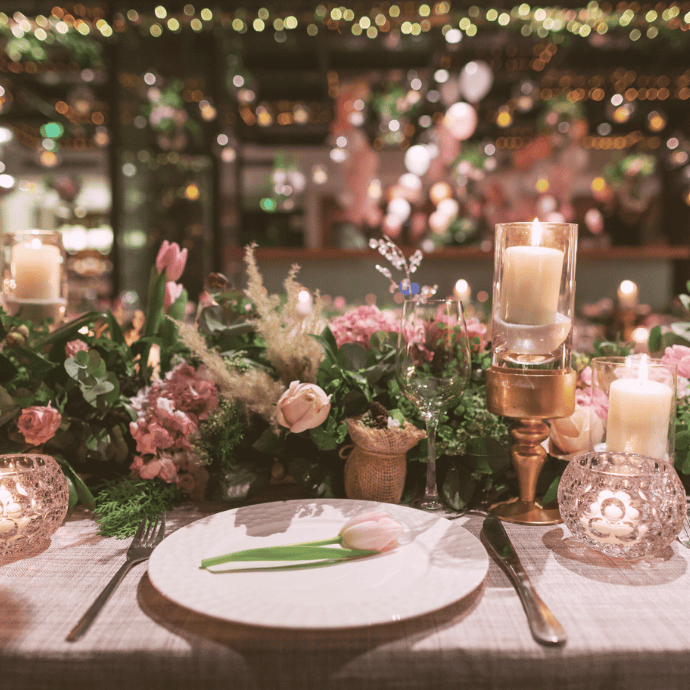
[404,145,431,176]
[444,102,478,141]
[387,197,411,223]
[459,61,494,103]
[437,197,459,220]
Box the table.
[2,503,690,690]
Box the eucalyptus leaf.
[541,474,561,506]
[647,325,662,353]
[56,458,96,511]
[337,342,368,371]
[442,461,476,511]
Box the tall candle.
[453,279,471,305]
[499,219,564,325]
[11,237,62,300]
[617,280,639,309]
[606,360,673,459]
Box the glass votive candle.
[1,229,68,325]
[590,355,677,461]
[0,454,70,559]
[491,219,577,369]
[558,450,686,558]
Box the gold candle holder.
[487,367,576,524]
[487,220,578,524]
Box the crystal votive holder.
[1,229,68,325]
[0,454,70,559]
[557,450,686,559]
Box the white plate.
[148,499,489,629]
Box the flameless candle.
[606,358,673,459]
[499,219,564,325]
[11,237,62,300]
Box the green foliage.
[93,477,178,539]
[193,398,245,472]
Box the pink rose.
[550,405,604,455]
[276,381,331,433]
[65,339,89,358]
[17,403,62,446]
[164,281,184,311]
[156,240,188,282]
[661,345,690,379]
[338,511,404,552]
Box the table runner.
[2,504,690,690]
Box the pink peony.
[17,402,62,446]
[276,381,331,433]
[661,345,690,379]
[156,240,188,282]
[65,339,89,358]
[164,281,184,311]
[338,511,404,552]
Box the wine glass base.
[411,497,446,512]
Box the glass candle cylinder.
[1,229,68,325]
[0,454,69,559]
[491,220,577,369]
[558,450,686,559]
[590,355,677,461]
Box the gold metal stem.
[486,367,576,525]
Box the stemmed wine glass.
[397,298,471,511]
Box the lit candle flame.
[619,280,637,296]
[30,237,43,250]
[637,354,648,383]
[530,217,542,246]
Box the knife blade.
[481,515,566,646]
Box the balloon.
[437,198,459,220]
[444,102,477,141]
[440,76,460,106]
[404,145,431,176]
[458,61,494,103]
[387,197,411,223]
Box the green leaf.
[56,457,96,511]
[680,294,690,312]
[676,430,690,450]
[337,342,368,371]
[648,325,662,353]
[200,544,377,569]
[0,353,18,380]
[0,386,17,414]
[541,474,561,506]
[252,426,283,455]
[64,473,79,514]
[442,461,476,511]
[36,311,104,348]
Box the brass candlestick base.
[486,367,576,525]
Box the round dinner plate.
[147,498,489,629]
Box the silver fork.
[66,514,166,642]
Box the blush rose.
[276,381,331,433]
[17,403,62,446]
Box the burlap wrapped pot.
[341,417,426,504]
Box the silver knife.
[481,515,566,646]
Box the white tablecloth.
[2,503,690,690]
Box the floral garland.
[1,241,689,537]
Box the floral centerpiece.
[1,235,688,538]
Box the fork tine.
[153,514,166,546]
[131,516,149,545]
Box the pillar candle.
[11,238,62,300]
[499,220,564,325]
[606,375,673,459]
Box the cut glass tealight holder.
[558,450,686,559]
[0,454,69,559]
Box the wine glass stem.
[423,415,439,503]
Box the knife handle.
[503,564,566,646]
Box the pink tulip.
[164,281,184,311]
[156,240,188,282]
[338,511,404,552]
[276,381,331,433]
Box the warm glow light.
[632,327,649,345]
[591,177,606,192]
[619,280,637,296]
[184,183,200,200]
